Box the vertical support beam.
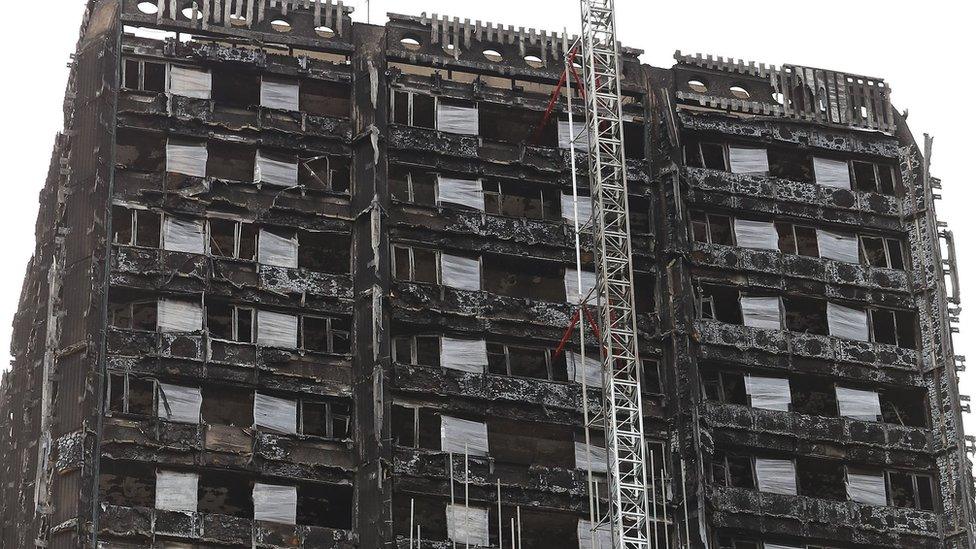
[350,22,394,549]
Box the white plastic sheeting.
[155,471,198,512]
[577,519,613,549]
[817,230,859,264]
[574,442,608,474]
[558,120,588,151]
[565,269,597,304]
[561,193,593,223]
[836,387,882,421]
[438,177,484,210]
[827,302,869,341]
[166,141,208,178]
[445,504,489,546]
[847,471,887,505]
[764,544,804,549]
[728,147,769,174]
[258,229,299,268]
[439,337,488,374]
[260,78,300,111]
[253,483,298,524]
[440,415,489,456]
[256,310,298,348]
[745,376,791,411]
[740,296,782,330]
[253,393,297,434]
[254,151,299,187]
[157,383,202,424]
[568,352,603,388]
[754,458,797,495]
[440,254,481,291]
[163,217,206,254]
[169,66,212,99]
[813,157,852,189]
[157,300,202,332]
[734,219,779,250]
[436,103,479,135]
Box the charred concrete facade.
[1,1,974,548]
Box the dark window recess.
[690,211,733,245]
[698,285,741,324]
[683,137,726,170]
[302,316,351,354]
[300,399,352,439]
[298,232,350,274]
[767,146,814,182]
[880,387,927,428]
[775,222,818,257]
[199,470,252,518]
[488,419,574,468]
[393,90,410,125]
[852,161,898,195]
[393,335,441,367]
[122,58,165,93]
[207,141,255,181]
[112,206,161,248]
[490,507,577,549]
[201,385,253,427]
[212,69,260,108]
[701,369,748,405]
[300,155,350,193]
[107,374,154,416]
[623,120,645,160]
[791,376,838,417]
[479,102,554,145]
[393,495,448,540]
[888,472,935,511]
[300,79,351,118]
[862,236,905,269]
[797,458,846,501]
[486,342,565,381]
[391,405,440,450]
[206,302,252,342]
[116,128,166,172]
[718,538,760,549]
[393,246,438,284]
[483,180,561,221]
[783,296,828,335]
[413,93,435,128]
[634,271,656,314]
[870,309,917,349]
[711,452,754,489]
[389,167,437,206]
[298,483,353,529]
[483,255,565,302]
[208,219,257,261]
[98,460,155,508]
[642,360,662,394]
[629,196,651,234]
[109,300,157,331]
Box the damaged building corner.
[0,0,974,548]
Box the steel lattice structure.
[578,0,652,547]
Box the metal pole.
[650,446,659,549]
[497,480,503,549]
[465,443,470,549]
[410,497,415,549]
[661,468,671,549]
[516,506,523,549]
[680,459,691,549]
[449,451,457,549]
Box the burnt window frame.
[206,302,255,343]
[486,342,564,382]
[390,404,440,450]
[710,451,756,489]
[390,89,436,129]
[868,308,917,349]
[299,154,351,194]
[690,211,734,245]
[885,470,936,511]
[851,160,899,196]
[108,300,158,331]
[860,235,906,270]
[298,398,353,440]
[389,167,437,206]
[482,179,561,221]
[112,206,162,248]
[774,221,820,257]
[392,245,440,284]
[300,315,351,355]
[683,139,729,171]
[122,57,168,93]
[393,334,442,367]
[106,373,157,417]
[206,218,257,261]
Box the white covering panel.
[817,230,859,264]
[565,269,597,304]
[754,458,797,495]
[446,504,489,546]
[253,393,297,434]
[577,519,614,549]
[440,415,489,456]
[256,310,298,348]
[440,254,481,291]
[157,383,202,424]
[157,300,202,332]
[258,229,298,268]
[169,66,211,99]
[847,472,887,505]
[155,471,198,512]
[166,141,208,178]
[436,104,479,135]
[745,376,791,411]
[764,544,805,549]
[734,219,779,250]
[814,157,852,189]
[163,217,206,254]
[740,296,782,330]
[437,177,484,210]
[827,302,869,341]
[568,352,603,388]
[728,147,769,174]
[836,387,882,421]
[558,120,587,151]
[574,442,608,474]
[561,193,593,224]
[260,78,300,111]
[253,483,298,524]
[254,151,299,187]
[439,338,488,374]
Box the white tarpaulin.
[728,147,769,174]
[166,141,208,178]
[163,217,206,254]
[836,387,882,421]
[745,376,791,411]
[253,483,298,524]
[256,310,298,348]
[574,442,608,474]
[155,471,198,512]
[157,383,202,424]
[561,193,593,224]
[740,296,782,330]
[764,544,805,549]
[439,338,488,374]
[754,458,797,495]
[260,78,300,111]
[568,352,603,388]
[577,520,613,549]
[440,415,489,456]
[814,157,851,189]
[558,120,587,151]
[253,393,297,434]
[734,219,779,250]
[169,66,211,99]
[827,302,869,341]
[157,300,202,332]
[565,269,597,304]
[440,254,481,291]
[847,472,887,505]
[258,229,298,268]
[817,230,859,264]
[438,177,484,210]
[446,505,489,546]
[436,103,479,135]
[254,151,299,187]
